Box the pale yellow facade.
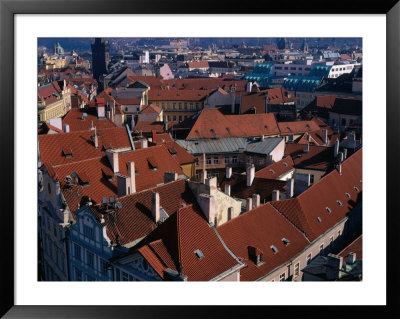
[152,100,204,122]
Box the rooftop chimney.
[164,171,178,184]
[252,194,260,209]
[63,124,70,133]
[205,176,217,190]
[286,178,294,198]
[226,166,232,179]
[272,190,280,201]
[127,161,136,194]
[326,254,343,280]
[140,139,148,149]
[152,192,161,224]
[343,148,348,160]
[322,129,328,145]
[151,129,157,142]
[339,152,344,163]
[246,197,253,211]
[334,139,339,158]
[246,164,255,187]
[224,184,231,196]
[336,164,342,175]
[347,252,356,265]
[303,143,309,153]
[197,194,216,224]
[112,152,119,173]
[94,127,98,149]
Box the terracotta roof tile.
[62,108,117,132]
[134,121,165,134]
[149,89,209,102]
[38,81,62,105]
[187,61,210,69]
[285,143,334,171]
[226,113,280,137]
[338,235,362,262]
[140,104,162,114]
[278,119,321,135]
[255,156,295,179]
[162,78,247,92]
[270,148,362,242]
[130,204,241,281]
[38,126,131,166]
[241,88,297,114]
[218,203,309,281]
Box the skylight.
[282,238,290,246]
[354,186,359,192]
[346,192,351,198]
[317,217,322,222]
[337,200,343,206]
[194,249,204,260]
[270,245,278,253]
[326,207,331,213]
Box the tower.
[301,38,309,52]
[91,38,110,91]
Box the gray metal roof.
[176,137,283,155]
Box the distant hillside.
[38,38,93,53]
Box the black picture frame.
[1,0,399,317]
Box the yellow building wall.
[152,100,204,122]
[181,162,196,180]
[38,99,67,123]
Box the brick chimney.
[303,143,309,153]
[286,178,294,198]
[127,161,136,194]
[226,166,232,179]
[152,192,161,224]
[164,171,178,184]
[272,190,280,201]
[205,176,217,189]
[151,129,157,142]
[246,164,255,187]
[197,194,215,224]
[252,194,260,209]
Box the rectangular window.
[87,251,94,268]
[213,157,219,164]
[247,157,252,164]
[319,244,324,255]
[206,157,211,165]
[74,243,81,261]
[84,225,94,240]
[179,103,182,110]
[173,103,176,110]
[196,103,199,110]
[225,157,230,164]
[195,158,199,166]
[306,253,312,264]
[294,262,300,277]
[341,118,346,126]
[258,158,264,166]
[310,174,315,184]
[190,103,194,110]
[173,116,176,121]
[184,103,188,110]
[279,273,286,281]
[74,267,82,281]
[232,156,238,164]
[178,116,182,122]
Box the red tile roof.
[38,126,131,166]
[130,204,241,281]
[152,134,195,165]
[134,121,165,134]
[117,145,183,192]
[67,84,89,104]
[278,119,321,135]
[62,108,117,132]
[270,148,362,242]
[297,131,340,147]
[284,143,334,171]
[217,203,310,281]
[255,156,294,180]
[38,81,62,105]
[315,95,337,109]
[338,235,362,262]
[241,88,297,114]
[140,104,162,114]
[148,88,209,102]
[90,179,197,246]
[38,122,64,135]
[126,76,163,90]
[115,98,141,105]
[186,109,279,140]
[187,61,210,69]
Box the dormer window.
[248,246,264,266]
[317,217,322,222]
[345,192,351,198]
[326,207,331,213]
[337,200,342,206]
[354,186,359,192]
[269,169,275,174]
[282,238,290,246]
[62,147,73,158]
[194,249,204,260]
[270,245,278,254]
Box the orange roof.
[338,235,362,262]
[162,78,248,91]
[285,143,334,171]
[90,179,197,246]
[126,75,163,89]
[130,204,241,281]
[270,148,362,242]
[241,88,297,114]
[38,127,131,166]
[226,113,280,137]
[62,108,116,132]
[218,203,310,281]
[187,61,209,69]
[315,95,337,108]
[38,81,62,105]
[278,119,321,135]
[117,145,183,192]
[134,121,165,134]
[148,88,209,102]
[152,132,195,165]
[67,84,89,104]
[115,98,141,105]
[140,104,162,114]
[255,156,295,179]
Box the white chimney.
[94,127,98,149]
[164,171,178,184]
[334,139,339,157]
[322,129,328,145]
[226,166,232,179]
[303,143,309,153]
[246,198,253,211]
[339,152,344,163]
[272,190,280,201]
[197,194,215,224]
[127,161,136,194]
[140,139,148,149]
[227,207,234,221]
[347,252,356,265]
[112,152,119,173]
[224,184,231,196]
[246,164,255,187]
[152,192,161,223]
[286,178,294,198]
[326,254,343,280]
[343,148,348,159]
[252,194,260,209]
[205,177,217,189]
[336,164,342,175]
[63,124,70,133]
[201,153,206,184]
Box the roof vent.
[194,249,204,260]
[326,207,331,213]
[317,217,322,222]
[354,186,359,192]
[270,245,278,254]
[282,238,290,246]
[269,169,275,174]
[345,192,351,198]
[337,200,342,206]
